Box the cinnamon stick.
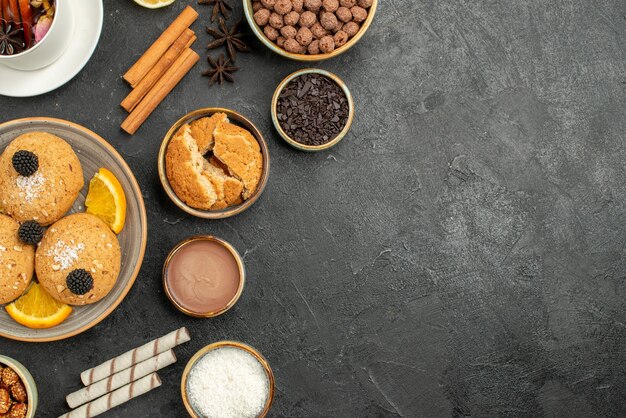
[123,5,198,87]
[7,0,20,28]
[121,28,196,113]
[121,48,199,135]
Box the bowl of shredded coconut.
[181,341,275,418]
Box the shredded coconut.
[187,347,270,418]
[46,240,85,270]
[16,172,45,203]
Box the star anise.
[0,20,25,56]
[206,18,249,61]
[198,0,232,22]
[202,54,238,85]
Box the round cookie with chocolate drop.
[0,132,84,226]
[0,215,35,304]
[36,213,121,305]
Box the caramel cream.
[165,239,241,315]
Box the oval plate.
[0,118,147,342]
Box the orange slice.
[6,283,72,329]
[85,168,127,234]
[132,0,175,9]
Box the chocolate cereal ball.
[284,10,300,25]
[253,1,262,12]
[284,38,301,53]
[276,36,286,47]
[334,30,348,47]
[350,6,367,22]
[343,21,360,37]
[261,0,276,8]
[339,0,355,6]
[332,22,343,33]
[254,9,271,26]
[336,6,352,22]
[269,12,285,28]
[322,0,339,12]
[357,0,372,7]
[304,0,322,12]
[319,35,335,52]
[310,22,327,38]
[264,25,280,40]
[280,25,297,38]
[320,11,338,30]
[296,26,313,45]
[274,0,293,14]
[308,39,320,54]
[291,0,304,11]
[299,10,317,27]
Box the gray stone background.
[1,0,626,416]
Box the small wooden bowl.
[0,355,38,418]
[158,108,270,219]
[162,236,245,318]
[181,341,275,418]
[271,68,355,152]
[243,0,378,61]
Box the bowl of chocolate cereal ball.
[244,0,377,60]
[272,68,354,151]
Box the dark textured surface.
[1,0,626,417]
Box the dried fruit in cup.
[0,20,24,55]
[0,0,55,55]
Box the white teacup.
[0,0,74,71]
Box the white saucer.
[0,0,103,97]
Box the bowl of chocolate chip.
[0,355,37,418]
[271,68,354,151]
[244,0,377,60]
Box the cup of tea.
[0,0,73,70]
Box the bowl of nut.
[0,355,37,418]
[244,0,377,61]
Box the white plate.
[0,0,103,98]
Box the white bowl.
[0,0,74,70]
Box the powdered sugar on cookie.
[16,172,45,203]
[46,240,86,270]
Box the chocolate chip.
[276,73,349,147]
